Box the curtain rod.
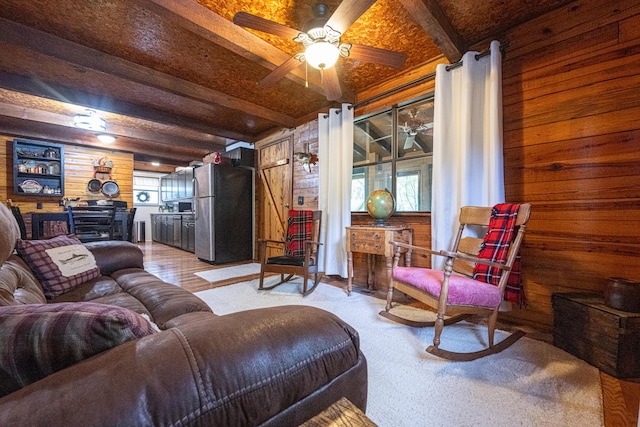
[351,44,500,110]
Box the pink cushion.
[393,267,502,309]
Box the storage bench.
[552,292,640,378]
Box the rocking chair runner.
[379,203,531,361]
[258,210,323,296]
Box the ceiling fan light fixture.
[305,41,340,70]
[73,109,107,132]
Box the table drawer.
[349,231,387,255]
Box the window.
[133,173,161,206]
[352,97,433,212]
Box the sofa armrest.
[84,241,144,275]
[0,305,367,426]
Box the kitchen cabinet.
[181,214,195,252]
[150,213,195,253]
[152,214,161,243]
[13,139,64,197]
[161,167,194,202]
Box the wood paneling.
[499,0,640,328]
[292,120,319,209]
[1,135,133,213]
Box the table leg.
[385,255,393,287]
[367,254,374,291]
[347,251,353,296]
[406,229,413,267]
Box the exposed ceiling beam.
[398,0,467,62]
[0,72,248,143]
[0,116,208,166]
[0,102,222,152]
[143,0,355,103]
[0,17,296,130]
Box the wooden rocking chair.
[379,203,531,361]
[258,210,323,296]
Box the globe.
[366,189,395,225]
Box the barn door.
[258,137,292,259]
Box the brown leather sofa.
[0,204,368,426]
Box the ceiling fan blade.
[322,67,342,101]
[233,12,301,40]
[326,0,376,34]
[258,56,305,88]
[348,44,407,69]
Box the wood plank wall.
[499,0,640,329]
[1,135,134,214]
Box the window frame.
[352,95,434,213]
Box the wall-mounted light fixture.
[73,109,106,132]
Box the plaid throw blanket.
[285,210,313,257]
[472,203,525,306]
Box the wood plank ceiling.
[0,0,574,169]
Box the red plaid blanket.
[472,203,524,305]
[285,210,313,257]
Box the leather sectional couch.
[0,203,367,426]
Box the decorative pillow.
[15,235,101,299]
[0,302,157,397]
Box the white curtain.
[432,40,505,268]
[318,103,353,277]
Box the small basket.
[94,166,112,173]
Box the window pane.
[354,110,393,165]
[397,99,434,159]
[396,157,432,212]
[133,176,160,189]
[351,163,392,212]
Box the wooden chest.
[552,292,640,378]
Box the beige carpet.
[195,278,604,427]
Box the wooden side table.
[345,225,413,296]
[300,397,375,426]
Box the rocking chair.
[258,210,323,296]
[379,203,531,361]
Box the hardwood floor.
[138,241,640,427]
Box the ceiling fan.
[233,0,407,101]
[400,123,433,149]
[398,107,434,149]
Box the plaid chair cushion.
[0,302,157,397]
[285,210,313,257]
[15,235,101,299]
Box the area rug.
[194,263,261,283]
[195,279,604,427]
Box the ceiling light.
[73,109,106,132]
[304,41,340,70]
[151,162,160,167]
[96,134,115,144]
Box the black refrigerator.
[193,163,253,264]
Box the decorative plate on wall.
[19,179,43,193]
